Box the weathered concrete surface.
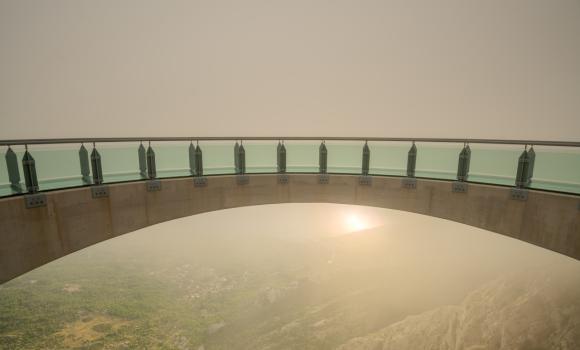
[1,174,579,283]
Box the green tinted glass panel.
[285,142,319,172]
[414,143,462,180]
[0,145,85,195]
[201,142,235,175]
[244,141,277,173]
[326,141,363,174]
[99,143,142,183]
[1,141,579,196]
[153,143,190,178]
[530,147,580,193]
[468,145,520,186]
[368,142,407,177]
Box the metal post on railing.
[143,141,161,192]
[319,141,327,174]
[358,140,372,185]
[234,140,248,185]
[234,141,240,174]
[90,143,103,185]
[234,140,246,175]
[191,140,207,187]
[138,142,147,178]
[457,143,471,182]
[362,141,370,176]
[527,145,535,186]
[517,145,535,187]
[238,141,246,175]
[318,140,329,184]
[276,140,289,184]
[79,143,91,185]
[146,141,156,179]
[188,141,196,176]
[5,146,22,192]
[515,145,531,188]
[22,145,39,193]
[277,141,286,173]
[194,141,203,177]
[407,141,417,178]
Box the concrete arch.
[1,174,579,283]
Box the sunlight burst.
[345,214,370,233]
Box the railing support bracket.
[359,175,372,186]
[91,185,109,199]
[24,193,46,209]
[402,177,417,189]
[193,177,207,187]
[510,188,528,201]
[278,174,289,184]
[452,182,468,193]
[236,175,249,185]
[146,180,161,192]
[319,174,330,184]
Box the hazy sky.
[1,0,579,140]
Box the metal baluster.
[194,141,203,176]
[319,141,327,174]
[79,143,91,185]
[138,142,147,178]
[362,141,370,176]
[527,145,535,186]
[22,145,39,193]
[90,143,103,185]
[5,146,22,192]
[515,145,530,188]
[277,141,286,173]
[188,141,196,175]
[407,142,417,178]
[456,143,471,182]
[237,141,246,175]
[234,141,240,174]
[146,141,156,179]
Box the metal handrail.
[1,137,580,147]
[2,136,578,198]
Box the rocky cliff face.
[338,268,580,350]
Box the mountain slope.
[338,267,580,350]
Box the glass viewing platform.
[1,137,579,197]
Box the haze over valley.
[1,203,578,349]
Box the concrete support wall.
[1,174,579,283]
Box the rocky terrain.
[338,268,580,350]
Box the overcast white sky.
[0,0,579,140]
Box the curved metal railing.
[1,137,579,198]
[1,137,579,147]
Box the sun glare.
[345,214,369,233]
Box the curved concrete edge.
[1,174,579,283]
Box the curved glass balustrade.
[1,138,579,197]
